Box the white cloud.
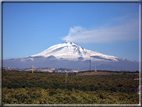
[62,19,139,43]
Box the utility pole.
[90,59,91,70]
[95,65,97,72]
[32,65,34,73]
[65,70,68,83]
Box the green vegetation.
[2,70,139,104]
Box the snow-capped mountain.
[3,42,139,71]
[30,42,118,62]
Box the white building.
[48,70,53,73]
[73,70,78,73]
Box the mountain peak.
[3,42,139,71]
[62,41,77,45]
[63,41,72,44]
[30,42,118,62]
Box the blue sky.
[3,3,139,62]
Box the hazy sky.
[3,3,139,61]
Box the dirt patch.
[78,72,113,76]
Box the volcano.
[31,42,118,61]
[3,42,139,71]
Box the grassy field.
[2,70,139,104]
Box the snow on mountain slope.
[3,42,139,71]
[30,42,118,61]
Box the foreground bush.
[2,70,139,104]
[3,87,139,104]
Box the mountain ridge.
[3,42,139,71]
[29,42,118,62]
